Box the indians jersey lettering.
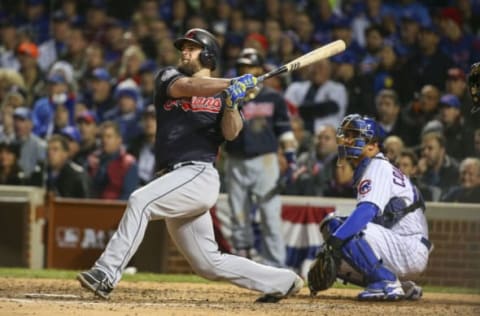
[153,66,226,170]
[241,102,274,120]
[164,96,222,113]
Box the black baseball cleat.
[255,276,304,303]
[77,269,114,299]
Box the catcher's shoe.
[357,279,405,301]
[255,276,304,303]
[401,280,423,300]
[77,269,114,299]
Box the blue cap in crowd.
[60,126,81,143]
[91,68,111,81]
[401,10,421,24]
[139,60,158,74]
[331,16,351,29]
[13,107,32,120]
[114,79,140,101]
[439,94,461,109]
[115,87,140,100]
[47,73,67,84]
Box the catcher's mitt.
[307,244,338,296]
[468,62,480,113]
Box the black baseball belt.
[155,161,197,177]
[420,237,433,251]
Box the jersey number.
[392,167,406,187]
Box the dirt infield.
[0,277,479,316]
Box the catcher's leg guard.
[340,233,396,284]
[336,259,367,287]
[339,234,404,300]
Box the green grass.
[0,268,479,295]
[0,268,206,283]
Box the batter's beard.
[178,59,202,76]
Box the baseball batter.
[308,114,432,301]
[77,28,303,303]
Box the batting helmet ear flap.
[199,50,216,71]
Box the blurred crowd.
[0,0,479,203]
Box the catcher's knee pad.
[336,259,366,287]
[319,214,344,242]
[338,234,396,285]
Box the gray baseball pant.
[93,162,297,295]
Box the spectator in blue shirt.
[31,74,76,138]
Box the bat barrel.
[256,40,345,83]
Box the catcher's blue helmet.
[336,114,384,160]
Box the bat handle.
[257,74,267,83]
[257,65,288,84]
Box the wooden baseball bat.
[257,39,346,82]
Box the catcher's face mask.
[337,114,377,161]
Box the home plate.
[24,293,81,299]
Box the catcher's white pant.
[363,221,430,278]
[94,162,298,295]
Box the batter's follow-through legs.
[78,163,302,301]
[166,211,299,295]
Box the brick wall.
[419,219,480,288]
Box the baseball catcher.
[468,62,480,113]
[308,114,432,301]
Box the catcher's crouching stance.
[308,114,433,301]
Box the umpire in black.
[224,48,297,267]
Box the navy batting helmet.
[174,28,220,71]
[336,114,385,160]
[236,48,264,68]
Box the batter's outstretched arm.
[221,107,243,141]
[169,77,231,98]
[221,83,246,140]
